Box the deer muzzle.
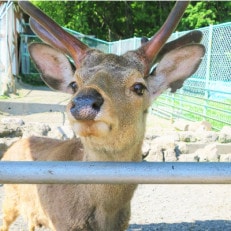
[70,89,104,120]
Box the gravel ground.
[128,184,231,230]
[0,83,230,230]
[0,184,231,230]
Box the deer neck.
[82,139,143,162]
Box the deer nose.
[70,89,104,120]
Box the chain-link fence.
[20,26,111,75]
[151,23,231,131]
[20,22,231,130]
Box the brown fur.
[1,137,135,231]
[1,2,205,231]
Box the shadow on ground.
[128,220,231,230]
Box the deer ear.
[29,43,75,93]
[147,44,205,100]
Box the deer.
[0,1,205,231]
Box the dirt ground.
[0,83,230,230]
[0,184,231,231]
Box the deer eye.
[131,83,147,96]
[69,81,78,93]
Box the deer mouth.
[67,88,117,137]
[71,120,111,137]
[67,102,115,137]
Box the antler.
[29,18,68,53]
[19,0,189,72]
[136,0,190,75]
[18,1,89,67]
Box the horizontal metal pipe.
[155,102,229,124]
[0,162,230,184]
[159,93,231,115]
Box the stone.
[0,124,23,138]
[173,120,211,132]
[173,120,189,131]
[178,153,199,162]
[145,136,177,162]
[144,133,158,140]
[142,141,151,159]
[188,121,212,132]
[219,126,231,143]
[145,147,164,162]
[22,123,51,138]
[152,136,176,146]
[1,117,25,126]
[0,139,7,158]
[175,142,189,154]
[219,153,231,162]
[196,131,218,143]
[179,132,197,142]
[144,141,164,162]
[163,149,177,162]
[195,143,219,162]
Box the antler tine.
[137,0,189,75]
[18,1,89,67]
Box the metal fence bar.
[153,87,231,130]
[156,95,231,117]
[0,162,230,184]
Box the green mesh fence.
[151,23,231,130]
[20,22,231,130]
[20,26,110,74]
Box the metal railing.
[0,162,231,184]
[151,89,231,131]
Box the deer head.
[19,1,205,161]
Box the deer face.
[20,1,205,151]
[29,45,150,142]
[67,50,149,138]
[29,43,204,149]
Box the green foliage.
[182,2,216,29]
[0,95,9,100]
[31,1,230,41]
[178,1,231,30]
[21,74,45,86]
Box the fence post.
[108,41,112,53]
[118,39,122,55]
[204,24,213,119]
[133,36,137,49]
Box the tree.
[31,1,231,41]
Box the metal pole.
[204,24,213,119]
[0,162,230,184]
[133,36,136,49]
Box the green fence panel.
[152,23,231,130]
